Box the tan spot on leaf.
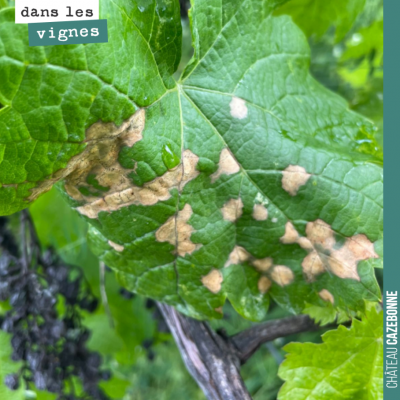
[270,265,294,287]
[252,257,273,272]
[346,234,379,260]
[28,109,146,203]
[277,218,379,283]
[328,234,378,281]
[210,148,240,183]
[280,222,299,244]
[181,150,201,187]
[230,96,248,119]
[305,220,335,248]
[221,198,243,222]
[252,204,268,221]
[108,240,124,252]
[75,148,199,219]
[271,217,278,223]
[155,204,200,257]
[224,246,251,267]
[297,237,313,251]
[201,269,223,294]
[281,165,311,196]
[301,251,325,282]
[319,289,334,304]
[214,307,223,314]
[258,276,272,294]
[138,188,159,206]
[85,109,145,146]
[301,220,379,281]
[30,108,196,219]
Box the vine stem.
[157,302,251,400]
[157,303,321,400]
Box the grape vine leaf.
[302,302,352,326]
[0,0,382,320]
[275,0,366,41]
[278,305,383,400]
[341,19,383,62]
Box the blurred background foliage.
[0,0,383,398]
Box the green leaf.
[278,305,383,400]
[0,331,25,400]
[0,0,181,214]
[341,19,383,61]
[275,0,366,41]
[302,303,352,326]
[100,376,131,400]
[0,0,382,320]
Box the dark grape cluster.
[0,214,110,400]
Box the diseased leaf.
[0,0,382,320]
[275,0,366,41]
[278,305,383,400]
[0,0,181,214]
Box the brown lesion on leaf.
[28,108,201,219]
[108,240,124,252]
[28,110,146,203]
[223,245,293,289]
[224,246,274,274]
[155,203,200,257]
[301,251,325,282]
[75,148,199,218]
[201,269,223,294]
[281,164,311,196]
[252,257,273,272]
[270,265,295,287]
[280,221,299,244]
[224,246,251,267]
[258,276,272,294]
[229,96,248,119]
[304,220,378,281]
[319,289,334,304]
[221,198,243,222]
[210,148,240,183]
[252,204,268,221]
[280,218,379,282]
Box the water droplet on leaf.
[162,144,180,170]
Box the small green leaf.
[0,0,8,10]
[0,331,25,400]
[278,305,383,400]
[302,303,352,326]
[275,0,366,41]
